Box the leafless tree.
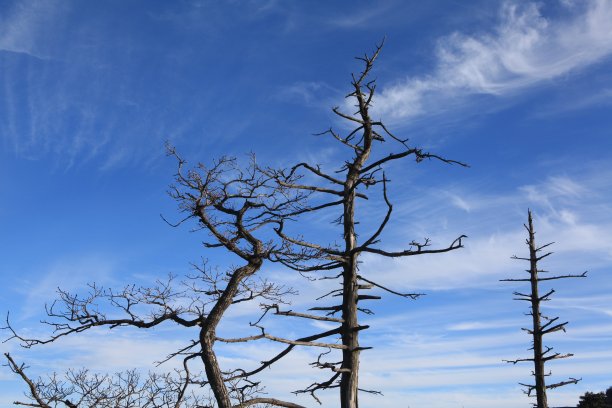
[501,210,585,408]
[5,44,466,408]
[4,150,319,408]
[4,352,213,408]
[261,41,467,408]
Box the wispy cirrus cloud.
[375,0,612,121]
[446,319,521,331]
[0,0,65,59]
[11,254,118,320]
[274,81,339,107]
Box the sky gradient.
[1,1,612,407]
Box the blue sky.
[1,0,612,407]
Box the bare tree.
[262,41,466,408]
[4,151,315,408]
[4,352,213,408]
[501,210,585,408]
[5,44,466,408]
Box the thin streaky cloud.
[374,0,612,121]
[325,3,395,29]
[535,87,612,116]
[0,0,63,59]
[446,319,521,331]
[12,254,118,320]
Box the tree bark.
[200,262,261,408]
[527,212,548,408]
[339,111,373,408]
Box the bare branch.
[4,353,51,408]
[502,210,583,406]
[233,398,307,408]
[357,275,424,299]
[358,235,465,257]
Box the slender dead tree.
[4,150,316,408]
[501,210,585,408]
[263,42,466,408]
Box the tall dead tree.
[501,210,585,408]
[263,42,466,408]
[4,150,317,408]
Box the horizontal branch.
[274,226,344,258]
[283,199,345,218]
[546,377,580,390]
[359,148,468,175]
[503,357,534,365]
[357,235,465,257]
[267,304,343,323]
[309,305,342,316]
[225,324,347,382]
[5,309,200,348]
[357,275,424,299]
[216,327,345,349]
[500,278,531,282]
[538,271,588,281]
[273,180,368,200]
[234,398,306,408]
[541,321,568,335]
[543,352,573,362]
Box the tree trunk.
[200,263,260,408]
[340,237,360,408]
[339,167,360,408]
[527,212,548,408]
[338,102,373,408]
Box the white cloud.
[375,0,612,121]
[449,193,472,212]
[0,0,63,59]
[548,296,612,318]
[520,175,588,211]
[354,168,612,291]
[446,319,521,331]
[360,230,522,291]
[5,278,608,408]
[536,87,612,116]
[324,4,394,29]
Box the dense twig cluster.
[4,150,317,408]
[4,353,211,408]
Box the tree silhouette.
[502,210,586,408]
[4,44,466,408]
[575,386,612,408]
[4,152,314,408]
[262,41,466,408]
[577,391,609,408]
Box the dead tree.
[5,45,465,408]
[501,210,585,408]
[262,42,466,408]
[3,150,317,408]
[4,352,213,408]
